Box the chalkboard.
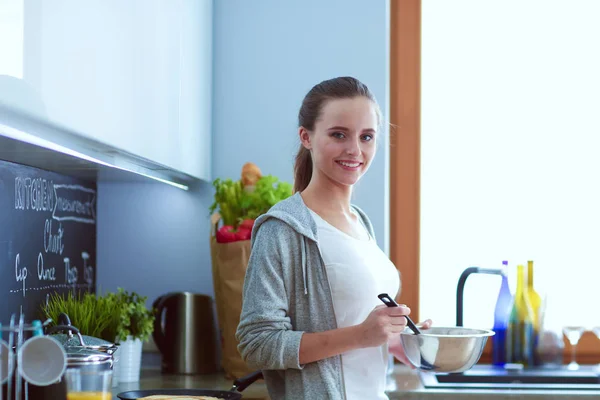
[0,159,96,325]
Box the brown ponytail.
[293,145,313,193]
[292,76,381,193]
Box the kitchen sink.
[420,364,600,390]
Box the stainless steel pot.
[26,315,116,400]
[47,324,115,371]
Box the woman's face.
[300,96,378,188]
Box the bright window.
[420,0,600,332]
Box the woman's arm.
[299,326,361,365]
[236,219,305,370]
[299,305,412,365]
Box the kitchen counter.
[386,366,600,399]
[111,359,600,400]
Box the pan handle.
[230,370,263,393]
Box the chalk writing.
[14,254,27,297]
[64,257,78,285]
[52,185,96,224]
[14,177,55,212]
[9,283,95,294]
[82,252,94,286]
[37,252,56,281]
[44,219,64,255]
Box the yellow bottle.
[527,260,543,364]
[527,261,542,329]
[508,264,535,366]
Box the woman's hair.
[293,76,381,193]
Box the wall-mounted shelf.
[0,103,198,190]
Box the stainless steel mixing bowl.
[400,326,495,373]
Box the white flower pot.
[117,336,143,383]
[112,345,120,387]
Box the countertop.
[111,356,600,399]
[385,366,600,399]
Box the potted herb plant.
[42,291,117,339]
[107,288,155,383]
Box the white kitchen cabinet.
[0,0,212,181]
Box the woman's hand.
[388,319,433,368]
[357,304,411,348]
[299,308,415,365]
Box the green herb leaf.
[209,173,292,228]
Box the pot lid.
[47,313,117,351]
[50,333,117,353]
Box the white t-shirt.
[309,209,400,400]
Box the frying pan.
[116,370,263,400]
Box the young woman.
[236,77,431,400]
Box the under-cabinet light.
[0,124,189,191]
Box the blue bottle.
[492,260,514,366]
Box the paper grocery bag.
[210,213,253,379]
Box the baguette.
[241,162,262,188]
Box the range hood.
[0,103,197,190]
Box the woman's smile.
[335,160,363,171]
